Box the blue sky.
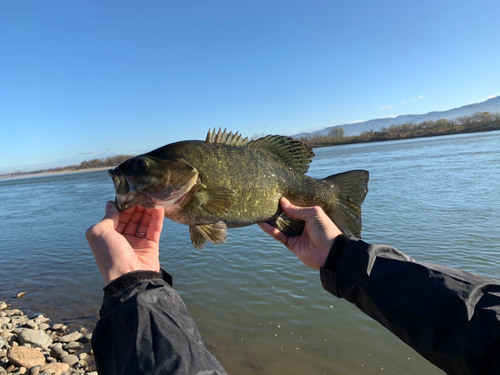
[1,0,499,173]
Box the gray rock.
[49,346,67,360]
[58,331,82,343]
[60,354,79,366]
[24,320,37,330]
[37,323,50,331]
[51,324,66,331]
[18,329,52,349]
[7,309,23,316]
[29,365,42,375]
[65,341,80,350]
[0,337,5,349]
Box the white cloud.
[380,105,394,110]
[402,94,424,103]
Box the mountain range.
[292,96,500,138]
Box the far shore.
[0,166,113,181]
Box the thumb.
[101,201,119,228]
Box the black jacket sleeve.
[92,270,227,375]
[320,235,500,375]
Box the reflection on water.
[1,131,499,374]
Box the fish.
[108,128,369,250]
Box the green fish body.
[109,129,369,249]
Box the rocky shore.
[0,301,96,375]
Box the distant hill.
[292,96,500,138]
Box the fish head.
[109,155,199,211]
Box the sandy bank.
[0,167,113,181]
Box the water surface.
[1,131,499,374]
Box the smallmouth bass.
[109,129,369,249]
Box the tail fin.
[324,170,369,238]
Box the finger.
[146,207,164,243]
[258,222,289,247]
[116,205,138,234]
[280,197,319,221]
[123,206,146,236]
[85,201,119,244]
[134,208,155,238]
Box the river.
[1,131,499,374]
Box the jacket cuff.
[104,269,173,298]
[319,234,351,298]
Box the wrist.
[321,234,351,271]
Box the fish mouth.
[108,168,135,211]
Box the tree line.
[298,111,500,147]
[3,155,134,177]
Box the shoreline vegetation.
[297,111,500,148]
[2,112,499,180]
[0,156,133,181]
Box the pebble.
[37,324,50,332]
[0,304,96,374]
[58,332,81,343]
[49,347,67,360]
[60,354,79,366]
[43,362,70,374]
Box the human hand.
[259,197,342,270]
[86,201,164,286]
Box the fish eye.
[134,158,149,171]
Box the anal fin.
[270,212,305,237]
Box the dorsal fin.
[248,135,314,174]
[206,128,249,147]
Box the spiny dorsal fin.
[248,135,315,174]
[206,128,249,147]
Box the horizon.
[1,1,500,174]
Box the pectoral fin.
[189,221,228,250]
[197,187,237,215]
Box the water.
[1,131,500,374]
